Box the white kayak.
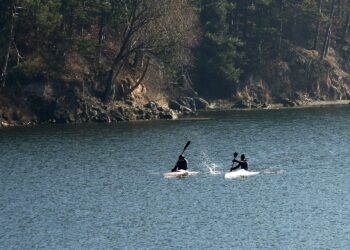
[224,169,259,179]
[163,170,200,178]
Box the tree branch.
[127,56,150,95]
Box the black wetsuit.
[172,159,188,172]
[230,159,248,171]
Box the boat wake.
[262,169,284,174]
[207,165,221,175]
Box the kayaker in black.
[171,155,188,172]
[230,154,248,171]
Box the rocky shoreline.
[1,95,349,128]
[208,99,350,110]
[0,96,210,128]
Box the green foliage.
[75,38,96,54]
[194,0,350,97]
[22,0,62,35]
[195,0,243,97]
[2,0,350,98]
[14,58,45,79]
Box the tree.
[195,0,242,97]
[321,0,337,59]
[104,0,199,101]
[1,0,16,87]
[313,0,323,50]
[342,0,350,42]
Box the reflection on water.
[1,105,350,249]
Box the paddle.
[172,141,191,172]
[181,141,191,155]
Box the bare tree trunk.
[226,0,235,36]
[277,0,285,57]
[81,1,86,37]
[258,41,263,65]
[105,58,125,101]
[127,56,150,95]
[68,5,74,38]
[242,4,248,40]
[313,0,322,50]
[59,0,66,33]
[13,41,22,65]
[291,13,297,42]
[235,2,240,36]
[321,0,336,60]
[132,50,142,68]
[104,33,129,101]
[98,10,105,62]
[278,20,283,57]
[342,11,350,42]
[104,1,140,102]
[1,1,15,87]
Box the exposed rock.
[194,97,209,110]
[279,98,297,107]
[168,98,198,115]
[178,97,196,111]
[92,112,111,123]
[159,111,174,119]
[123,109,137,121]
[250,103,258,109]
[125,100,134,106]
[168,100,182,110]
[135,108,144,115]
[232,100,250,109]
[0,120,10,127]
[144,101,158,110]
[116,106,125,115]
[157,106,165,112]
[68,113,76,123]
[181,106,194,115]
[89,109,98,117]
[144,111,155,120]
[233,45,350,106]
[110,109,125,121]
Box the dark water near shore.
[1,105,350,249]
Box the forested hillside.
[196,0,350,104]
[1,0,350,126]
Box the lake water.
[1,105,350,249]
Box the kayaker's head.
[240,154,245,160]
[179,154,185,160]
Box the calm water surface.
[1,106,350,249]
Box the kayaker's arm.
[171,161,179,172]
[230,165,240,171]
[231,159,244,171]
[172,159,188,172]
[231,159,239,171]
[231,154,248,171]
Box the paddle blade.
[182,141,191,153]
[233,152,238,158]
[184,141,191,150]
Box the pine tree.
[196,0,242,97]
